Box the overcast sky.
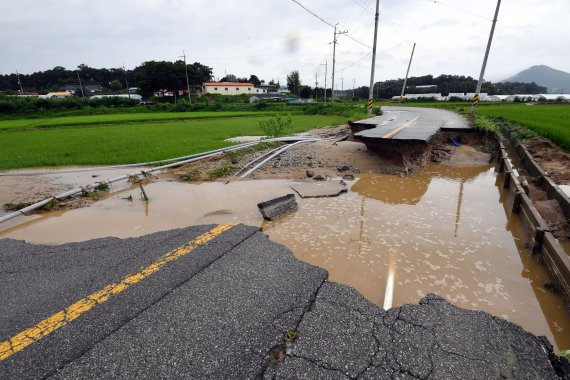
[1,0,568,89]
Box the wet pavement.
[352,106,471,143]
[1,163,569,353]
[0,225,562,379]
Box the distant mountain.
[502,65,570,94]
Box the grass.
[0,111,281,132]
[0,115,346,170]
[474,104,570,150]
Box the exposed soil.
[525,137,570,186]
[523,179,570,240]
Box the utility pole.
[16,69,24,93]
[77,71,85,98]
[314,72,318,100]
[471,0,501,113]
[180,50,192,103]
[122,64,130,98]
[320,61,328,103]
[331,24,347,100]
[353,78,356,99]
[367,0,380,115]
[399,42,416,103]
[341,77,344,92]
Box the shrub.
[259,114,294,137]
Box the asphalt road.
[0,224,564,379]
[352,106,471,143]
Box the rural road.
[351,106,471,143]
[0,224,562,379]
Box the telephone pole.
[180,50,192,103]
[471,0,501,113]
[16,69,24,93]
[320,61,328,103]
[367,0,380,114]
[353,78,356,99]
[399,42,416,102]
[331,24,347,100]
[122,64,130,99]
[314,72,319,100]
[77,71,85,98]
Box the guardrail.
[497,141,570,304]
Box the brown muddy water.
[1,164,569,351]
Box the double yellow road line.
[0,224,234,361]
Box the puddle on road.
[1,165,569,351]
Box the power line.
[351,0,374,15]
[425,0,492,21]
[289,0,373,50]
[340,51,372,72]
[343,33,372,49]
[290,0,335,28]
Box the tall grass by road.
[0,115,346,170]
[474,104,570,150]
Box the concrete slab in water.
[290,180,347,198]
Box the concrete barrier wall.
[497,142,570,304]
[502,129,570,220]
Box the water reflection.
[1,165,568,351]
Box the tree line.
[286,71,547,99]
[0,61,214,98]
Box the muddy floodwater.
[1,164,569,351]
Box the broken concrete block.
[257,194,298,221]
[291,180,348,198]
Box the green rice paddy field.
[475,104,570,150]
[0,113,346,170]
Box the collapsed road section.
[350,106,478,168]
[0,224,566,379]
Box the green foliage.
[0,95,139,115]
[302,103,368,121]
[286,71,301,95]
[0,114,345,170]
[473,115,500,135]
[476,104,570,150]
[259,114,294,137]
[561,350,570,360]
[208,163,237,179]
[3,202,33,211]
[110,79,122,92]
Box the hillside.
[502,65,570,93]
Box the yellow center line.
[0,224,235,361]
[382,114,421,139]
[382,124,408,139]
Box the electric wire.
[289,0,335,28]
[425,0,492,21]
[339,51,372,73]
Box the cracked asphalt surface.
[0,224,564,379]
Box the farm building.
[202,82,267,95]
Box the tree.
[299,85,312,99]
[220,74,238,82]
[248,74,261,86]
[286,70,301,96]
[133,60,212,97]
[110,79,122,92]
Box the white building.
[202,82,267,95]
